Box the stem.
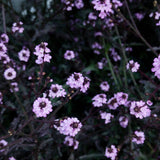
[2,4,6,33]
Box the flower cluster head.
[100,81,110,92]
[105,145,118,160]
[0,140,8,152]
[110,48,121,62]
[49,84,66,98]
[61,0,84,11]
[97,58,107,69]
[0,92,3,104]
[152,55,160,79]
[64,136,79,150]
[115,92,128,105]
[34,42,52,64]
[91,42,102,55]
[32,97,53,117]
[100,111,114,124]
[92,93,107,107]
[10,82,19,92]
[0,33,9,43]
[119,116,129,128]
[126,60,140,72]
[132,131,145,144]
[9,157,16,160]
[18,47,30,62]
[66,72,90,93]
[130,100,151,119]
[12,21,24,33]
[92,0,122,19]
[107,96,119,110]
[4,67,16,80]
[54,117,82,137]
[64,50,75,60]
[150,12,160,26]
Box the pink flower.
[0,140,8,152]
[64,50,75,60]
[105,145,118,160]
[114,92,128,105]
[4,67,16,80]
[49,84,66,98]
[64,136,79,150]
[0,33,9,43]
[107,97,119,110]
[92,94,107,107]
[18,47,30,62]
[100,112,114,124]
[0,42,7,54]
[132,131,145,144]
[12,21,24,33]
[32,97,53,117]
[100,81,110,92]
[126,60,140,72]
[119,116,128,128]
[9,157,16,160]
[10,82,19,92]
[152,55,160,79]
[130,100,151,119]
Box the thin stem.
[2,4,6,33]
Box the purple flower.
[100,81,110,92]
[4,67,17,80]
[49,84,66,98]
[10,82,19,92]
[119,116,128,128]
[0,140,8,152]
[152,55,160,79]
[100,111,114,124]
[132,131,145,144]
[12,21,24,33]
[32,97,53,117]
[18,47,30,62]
[105,145,118,160]
[126,60,140,72]
[64,136,79,150]
[64,50,75,60]
[0,33,9,43]
[92,93,107,107]
[115,92,128,105]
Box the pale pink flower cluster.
[110,48,121,62]
[151,55,160,79]
[64,136,79,150]
[18,47,30,62]
[100,112,114,124]
[149,12,160,26]
[0,92,3,104]
[0,33,9,43]
[92,94,107,107]
[66,72,90,93]
[54,117,82,137]
[132,131,145,144]
[105,145,118,160]
[4,67,17,80]
[107,92,128,110]
[9,157,16,160]
[97,58,107,69]
[10,82,19,92]
[64,50,75,60]
[100,81,110,92]
[12,21,24,33]
[126,60,140,72]
[32,97,53,117]
[49,84,66,98]
[0,140,8,152]
[91,42,102,55]
[130,100,151,119]
[33,42,52,64]
[119,116,128,128]
[92,0,122,19]
[61,0,84,11]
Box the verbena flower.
[0,33,9,43]
[126,60,140,72]
[64,136,79,150]
[32,97,53,117]
[115,92,128,105]
[12,21,24,33]
[0,140,8,152]
[119,116,128,128]
[4,67,17,80]
[107,96,119,110]
[105,145,118,160]
[64,50,75,60]
[100,112,114,124]
[49,84,66,98]
[152,55,160,79]
[100,81,110,92]
[18,47,30,62]
[92,94,107,107]
[132,131,145,144]
[130,100,151,119]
